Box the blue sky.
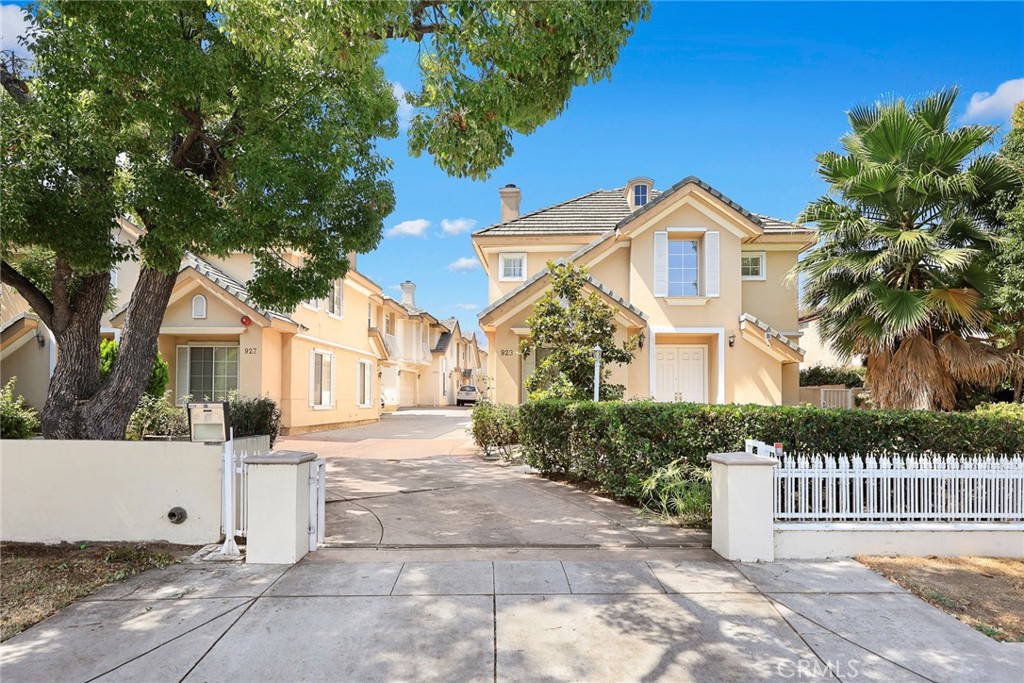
[3,2,1022,343]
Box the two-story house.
[2,218,388,435]
[473,176,814,405]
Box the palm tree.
[794,88,1021,410]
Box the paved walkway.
[2,410,1021,681]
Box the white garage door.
[399,371,417,407]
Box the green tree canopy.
[0,0,649,438]
[521,262,637,401]
[792,88,1021,410]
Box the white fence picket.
[773,449,1024,523]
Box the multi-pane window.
[327,280,344,317]
[177,346,238,403]
[667,239,700,296]
[356,360,372,408]
[741,253,766,280]
[499,253,526,281]
[311,350,333,408]
[633,184,649,207]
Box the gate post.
[243,450,318,564]
[709,451,778,562]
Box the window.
[310,350,334,408]
[633,184,649,207]
[668,239,700,297]
[175,345,238,405]
[385,313,393,335]
[192,294,207,319]
[741,252,766,281]
[356,360,372,408]
[327,280,344,317]
[499,252,526,281]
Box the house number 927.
[244,347,257,355]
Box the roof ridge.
[473,187,618,235]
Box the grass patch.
[1,542,197,641]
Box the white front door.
[654,345,707,403]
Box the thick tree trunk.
[81,267,178,439]
[39,272,109,438]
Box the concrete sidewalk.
[2,551,1019,682]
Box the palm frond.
[911,87,958,132]
[936,333,1009,388]
[868,288,929,337]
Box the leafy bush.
[0,378,40,439]
[125,393,188,440]
[229,393,282,446]
[640,459,712,527]
[519,400,1024,501]
[470,401,520,458]
[100,339,170,399]
[799,364,865,388]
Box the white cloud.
[441,218,476,236]
[388,284,402,292]
[963,78,1024,123]
[1,4,30,56]
[453,303,479,311]
[448,257,480,272]
[386,218,430,238]
[392,82,415,131]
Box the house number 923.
[500,349,515,357]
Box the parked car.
[456,385,480,406]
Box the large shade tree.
[0,0,650,438]
[793,89,1021,410]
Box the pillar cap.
[708,452,778,466]
[244,450,318,465]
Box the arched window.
[633,183,649,207]
[192,294,207,319]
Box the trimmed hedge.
[470,401,520,458]
[518,400,1024,501]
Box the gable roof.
[473,177,810,239]
[478,259,648,326]
[109,252,297,326]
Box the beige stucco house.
[474,176,814,405]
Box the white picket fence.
[772,451,1024,523]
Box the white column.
[244,450,316,564]
[709,451,778,562]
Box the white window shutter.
[704,231,720,297]
[175,346,189,406]
[653,231,668,297]
[336,281,344,318]
[308,350,316,406]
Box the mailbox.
[187,401,232,443]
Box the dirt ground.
[1,542,199,642]
[858,556,1024,642]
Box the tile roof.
[433,331,452,353]
[473,176,811,238]
[478,259,647,323]
[474,188,661,236]
[109,252,296,326]
[739,313,804,355]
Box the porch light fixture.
[34,329,45,348]
[637,332,645,350]
[592,344,602,402]
[728,332,736,348]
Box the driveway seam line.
[388,563,406,596]
[492,561,498,683]
[644,560,670,594]
[559,561,574,594]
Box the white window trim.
[175,343,240,406]
[741,251,767,281]
[356,359,373,408]
[498,252,527,282]
[633,184,649,207]
[191,294,208,319]
[667,236,702,298]
[309,348,335,410]
[327,280,345,319]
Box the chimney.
[400,280,416,306]
[346,251,357,271]
[499,184,521,223]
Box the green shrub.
[470,401,520,458]
[126,392,188,440]
[229,393,282,446]
[519,400,1024,502]
[640,459,712,527]
[799,364,865,388]
[0,378,40,439]
[100,339,170,399]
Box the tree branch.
[0,58,31,104]
[1,259,54,326]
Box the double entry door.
[654,345,707,403]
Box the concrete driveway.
[278,408,709,548]
[3,409,1021,681]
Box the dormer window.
[634,184,649,207]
